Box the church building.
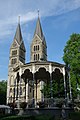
[7,14,70,107]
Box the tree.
[63,33,80,98]
[41,79,64,98]
[0,80,7,104]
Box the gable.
[11,39,19,49]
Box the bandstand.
[7,15,72,108]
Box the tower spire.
[14,16,22,44]
[34,10,44,40]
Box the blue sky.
[0,0,80,80]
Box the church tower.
[9,17,26,71]
[30,14,47,62]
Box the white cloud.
[0,0,80,38]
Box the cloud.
[0,0,80,38]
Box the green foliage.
[63,33,80,98]
[37,101,47,108]
[20,102,27,109]
[0,115,34,120]
[0,80,7,104]
[8,101,17,109]
[41,80,64,98]
[0,115,54,120]
[69,112,80,120]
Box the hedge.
[0,115,34,120]
[0,115,54,120]
[69,112,80,120]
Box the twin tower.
[9,16,47,68]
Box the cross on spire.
[38,9,39,17]
[18,16,20,24]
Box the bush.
[8,102,17,109]
[35,115,55,120]
[69,112,80,120]
[54,98,64,108]
[0,115,34,120]
[0,115,53,120]
[20,102,27,109]
[37,101,47,108]
[0,114,12,119]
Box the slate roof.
[34,16,45,42]
[14,23,23,44]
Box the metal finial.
[18,16,20,24]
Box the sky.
[0,0,80,80]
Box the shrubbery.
[37,101,47,108]
[0,115,34,120]
[20,102,27,109]
[0,115,54,120]
[69,112,80,120]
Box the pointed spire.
[34,11,44,40]
[14,16,22,44]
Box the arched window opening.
[34,46,35,51]
[20,87,22,95]
[11,58,17,64]
[10,88,12,93]
[23,87,25,92]
[36,46,37,51]
[38,54,39,60]
[34,54,35,61]
[30,88,32,93]
[38,45,39,50]
[36,54,37,60]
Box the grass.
[0,111,80,120]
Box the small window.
[11,58,17,64]
[30,88,31,93]
[38,54,39,60]
[36,46,37,51]
[36,54,37,60]
[34,46,35,51]
[34,54,35,61]
[38,45,39,50]
[10,88,12,93]
[10,96,12,101]
[12,50,17,56]
[23,87,25,92]
[20,87,22,95]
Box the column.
[32,64,35,107]
[63,67,67,100]
[49,64,53,98]
[7,75,10,104]
[32,73,35,107]
[41,81,44,101]
[35,79,37,107]
[68,70,72,100]
[13,78,16,101]
[26,79,29,103]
